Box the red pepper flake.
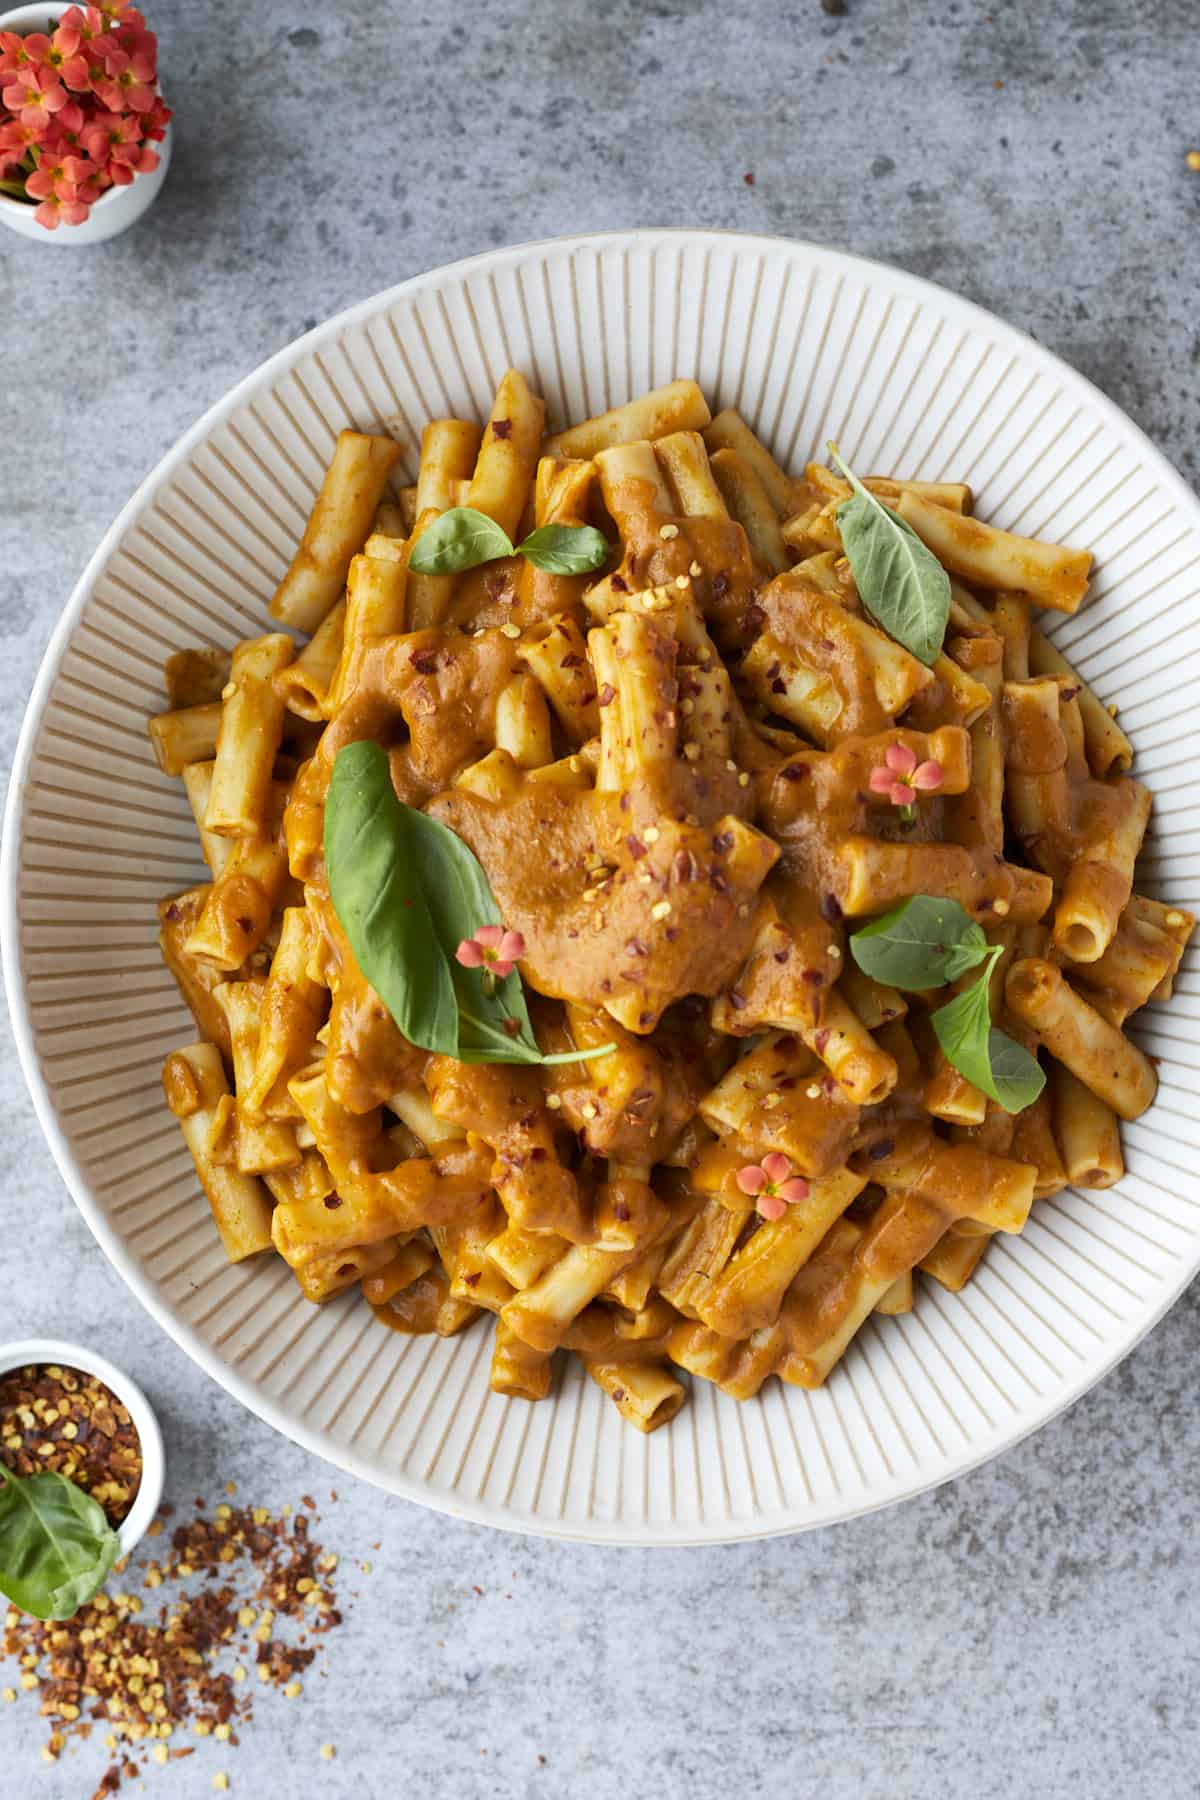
[409,648,439,674]
[323,1195,343,1210]
[728,991,747,1011]
[625,834,647,859]
[503,1019,520,1037]
[780,762,810,782]
[712,831,734,854]
[813,1028,831,1055]
[802,968,825,986]
[742,170,756,186]
[597,683,617,706]
[611,574,629,592]
[0,1363,141,1527]
[624,937,649,957]
[491,419,513,439]
[613,1202,631,1222]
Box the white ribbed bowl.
[4,232,1198,1544]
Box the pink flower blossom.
[735,1150,810,1221]
[22,20,82,82]
[32,186,90,228]
[53,6,104,83]
[3,64,68,129]
[25,149,99,201]
[92,43,154,111]
[0,30,35,76]
[868,740,944,811]
[455,924,526,980]
[80,105,136,161]
[0,114,37,162]
[139,91,169,139]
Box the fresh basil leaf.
[408,507,515,575]
[849,895,989,991]
[325,740,459,1056]
[0,1467,119,1622]
[401,804,545,1065]
[932,970,1046,1114]
[326,743,616,1067]
[827,442,950,666]
[517,523,611,575]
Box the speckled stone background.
[2,2,1199,1795]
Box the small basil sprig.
[827,442,950,666]
[409,507,610,578]
[849,896,1045,1113]
[325,741,614,1066]
[848,895,990,990]
[0,1466,120,1621]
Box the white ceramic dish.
[3,231,1198,1544]
[0,1338,164,1557]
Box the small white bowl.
[0,3,171,247]
[0,1338,165,1559]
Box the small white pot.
[0,2,170,246]
[0,1337,165,1560]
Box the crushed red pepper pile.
[0,1363,142,1527]
[1,1488,348,1796]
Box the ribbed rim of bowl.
[3,229,1199,1544]
[0,1336,165,1555]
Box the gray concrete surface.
[3,1,1200,1795]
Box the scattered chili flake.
[1,1497,349,1794]
[0,1364,141,1528]
[742,170,755,186]
[491,419,513,439]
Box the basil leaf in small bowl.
[0,1467,120,1622]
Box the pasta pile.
[148,372,1195,1432]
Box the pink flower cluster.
[0,2,169,230]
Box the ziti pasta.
[147,377,1194,1433]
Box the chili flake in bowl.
[0,1339,164,1559]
